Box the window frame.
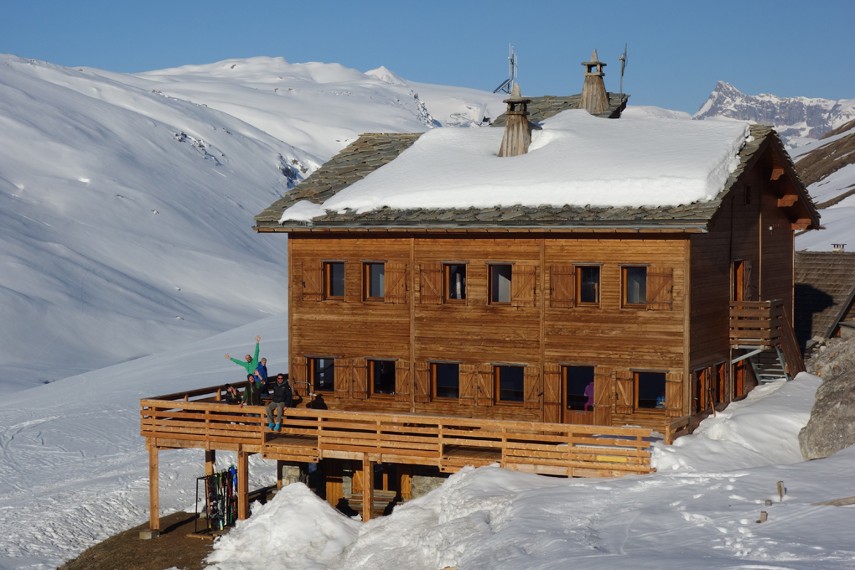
[363,262,386,301]
[489,263,513,305]
[634,370,666,410]
[493,364,525,404]
[323,261,345,300]
[431,361,460,399]
[368,358,396,397]
[443,263,467,304]
[575,265,601,306]
[308,357,335,393]
[621,265,648,308]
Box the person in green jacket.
[224,335,261,375]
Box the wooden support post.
[205,449,216,476]
[276,459,285,489]
[140,445,161,539]
[325,460,343,508]
[362,456,374,522]
[399,465,413,501]
[237,450,249,520]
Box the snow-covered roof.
[256,109,813,232]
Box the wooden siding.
[289,234,691,431]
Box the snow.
[1,53,855,569]
[281,110,750,220]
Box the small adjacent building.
[254,56,819,437]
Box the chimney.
[580,49,609,115]
[498,83,533,157]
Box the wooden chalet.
[141,54,820,535]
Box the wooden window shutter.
[419,263,442,304]
[475,363,493,406]
[542,363,561,423]
[352,359,367,400]
[395,359,411,402]
[291,355,308,389]
[414,361,431,403]
[511,263,537,307]
[614,369,634,414]
[386,262,408,304]
[550,265,576,308]
[458,364,476,404]
[647,266,673,310]
[335,359,352,399]
[301,261,322,302]
[523,365,541,409]
[665,371,683,417]
[593,367,613,426]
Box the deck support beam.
[237,450,249,520]
[141,445,161,539]
[276,459,285,489]
[362,456,374,521]
[205,449,216,476]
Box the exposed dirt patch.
[60,511,218,570]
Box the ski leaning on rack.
[203,466,238,531]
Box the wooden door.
[593,367,613,425]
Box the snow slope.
[0,55,504,392]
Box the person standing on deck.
[224,336,261,375]
[255,357,270,397]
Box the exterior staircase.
[730,300,805,383]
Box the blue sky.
[2,0,852,113]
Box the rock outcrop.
[799,336,855,459]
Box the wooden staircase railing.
[729,300,805,380]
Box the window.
[323,262,345,299]
[565,365,595,411]
[489,264,512,304]
[494,365,524,403]
[309,357,335,392]
[635,371,666,409]
[444,264,467,302]
[363,262,385,300]
[432,362,459,399]
[622,266,647,306]
[369,359,395,396]
[576,266,600,305]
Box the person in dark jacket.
[241,373,262,406]
[222,384,242,405]
[266,373,292,431]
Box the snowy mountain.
[695,80,855,148]
[0,55,504,392]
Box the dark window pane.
[312,358,335,392]
[579,266,600,304]
[445,264,467,301]
[566,366,595,411]
[497,365,524,402]
[625,267,647,305]
[434,363,459,398]
[366,263,385,299]
[326,262,344,298]
[491,265,512,303]
[637,371,666,409]
[371,360,395,395]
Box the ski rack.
[194,466,238,535]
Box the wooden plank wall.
[289,233,691,428]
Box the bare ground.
[59,511,217,570]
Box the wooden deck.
[140,383,656,531]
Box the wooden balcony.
[140,382,657,531]
[141,384,655,479]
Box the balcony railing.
[140,384,655,478]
